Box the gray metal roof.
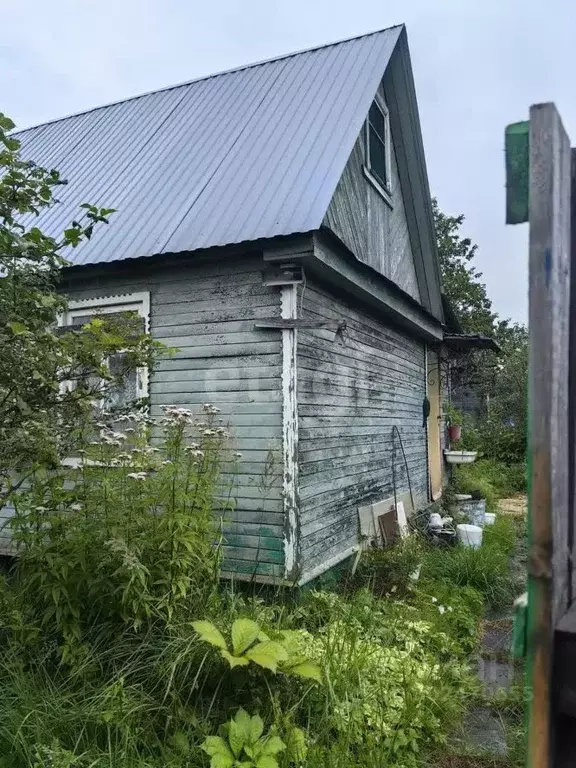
[14,26,403,267]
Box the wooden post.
[527,103,572,768]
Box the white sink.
[444,450,478,465]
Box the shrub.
[296,590,478,767]
[351,536,425,597]
[9,404,228,659]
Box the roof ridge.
[14,24,404,135]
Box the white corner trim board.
[281,284,299,578]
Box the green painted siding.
[47,254,284,578]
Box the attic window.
[365,98,391,197]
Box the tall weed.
[9,405,227,659]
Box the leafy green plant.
[351,535,425,597]
[0,112,159,509]
[193,618,322,681]
[10,404,227,659]
[202,709,289,768]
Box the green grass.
[421,517,519,611]
[0,449,527,768]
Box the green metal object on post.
[505,121,530,224]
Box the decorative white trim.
[60,291,151,333]
[280,284,299,578]
[362,165,393,209]
[364,93,393,204]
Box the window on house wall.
[58,292,150,411]
[365,97,391,195]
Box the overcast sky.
[2,0,574,323]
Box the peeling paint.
[281,284,300,577]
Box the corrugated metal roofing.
[15,26,403,267]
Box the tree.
[432,198,496,335]
[0,112,157,505]
[433,198,528,460]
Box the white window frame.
[363,95,393,207]
[57,291,151,403]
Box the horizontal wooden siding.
[297,279,428,579]
[0,255,284,578]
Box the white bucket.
[484,513,496,526]
[456,523,483,548]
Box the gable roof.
[14,26,404,267]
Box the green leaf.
[221,649,250,668]
[248,713,264,745]
[8,321,26,335]
[201,735,235,768]
[63,227,82,247]
[285,662,323,683]
[259,736,285,756]
[285,727,307,762]
[229,716,247,758]
[0,113,16,131]
[231,618,260,655]
[245,641,288,672]
[255,756,280,768]
[210,755,236,768]
[192,620,227,650]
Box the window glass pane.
[68,310,144,337]
[368,127,387,186]
[369,102,385,138]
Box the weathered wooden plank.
[152,391,282,405]
[154,331,279,348]
[153,304,280,325]
[149,402,281,417]
[221,560,283,578]
[220,510,284,526]
[153,318,282,338]
[155,354,282,372]
[153,379,280,394]
[153,293,280,315]
[152,368,282,384]
[524,103,572,767]
[323,119,421,300]
[223,533,284,551]
[223,546,284,564]
[162,343,280,359]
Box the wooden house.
[2,25,449,583]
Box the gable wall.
[296,273,429,581]
[323,84,420,302]
[0,255,286,579]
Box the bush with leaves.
[193,617,322,682]
[9,404,229,659]
[202,709,304,768]
[0,111,159,510]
